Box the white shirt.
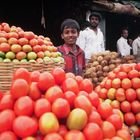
[117,37,132,56]
[76,27,105,59]
[132,36,140,55]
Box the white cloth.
[76,27,105,59]
[132,37,140,55]
[117,37,132,56]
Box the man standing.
[117,28,132,56]
[132,33,140,55]
[76,12,105,61]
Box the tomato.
[135,112,140,125]
[135,63,140,71]
[111,100,120,110]
[66,108,87,130]
[74,95,92,115]
[51,67,66,85]
[97,102,113,120]
[117,72,128,80]
[125,88,136,102]
[0,109,15,133]
[78,91,89,98]
[101,121,116,138]
[128,69,140,79]
[136,88,140,100]
[98,88,108,100]
[117,128,131,140]
[79,78,93,93]
[88,91,100,108]
[124,112,136,126]
[45,86,64,103]
[75,75,83,85]
[0,131,17,140]
[29,82,42,100]
[131,78,140,89]
[65,72,75,79]
[22,136,37,140]
[34,98,51,118]
[39,112,59,135]
[13,116,38,138]
[111,78,121,89]
[64,91,76,108]
[108,71,116,79]
[65,130,86,140]
[88,110,103,127]
[0,94,14,111]
[104,79,112,89]
[121,78,132,89]
[62,78,79,94]
[120,101,131,113]
[30,71,40,82]
[83,122,103,140]
[115,88,126,102]
[10,79,29,99]
[107,114,123,130]
[44,133,63,140]
[111,136,123,140]
[52,98,70,118]
[131,100,140,114]
[58,125,68,138]
[120,64,132,73]
[13,68,31,83]
[38,72,55,91]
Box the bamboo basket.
[0,61,65,92]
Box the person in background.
[128,38,133,55]
[117,28,132,56]
[57,18,85,76]
[76,12,105,62]
[132,33,140,56]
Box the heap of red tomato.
[95,63,140,138]
[0,67,132,140]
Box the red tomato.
[75,75,83,85]
[101,121,116,138]
[74,95,92,115]
[45,85,64,103]
[51,67,66,85]
[29,82,42,100]
[10,79,29,99]
[79,78,93,93]
[120,64,132,73]
[128,69,140,79]
[98,88,108,100]
[121,78,132,89]
[88,91,100,108]
[97,102,113,120]
[78,91,89,98]
[0,109,15,133]
[115,88,126,102]
[65,130,86,140]
[104,79,112,89]
[0,94,14,111]
[111,78,121,89]
[117,72,128,79]
[13,116,38,138]
[22,136,37,140]
[65,72,75,79]
[111,136,123,140]
[30,71,40,82]
[58,125,68,138]
[44,133,63,140]
[38,72,55,91]
[131,100,140,114]
[117,128,131,140]
[14,96,34,116]
[52,98,70,118]
[120,101,131,113]
[107,114,123,130]
[62,78,79,94]
[135,112,140,125]
[83,123,103,140]
[13,68,31,83]
[0,131,17,140]
[88,110,103,127]
[124,112,136,126]
[34,98,51,118]
[125,88,137,102]
[131,78,140,89]
[64,91,76,108]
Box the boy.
[58,19,85,75]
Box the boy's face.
[122,29,128,39]
[61,27,79,45]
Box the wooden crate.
[0,62,65,92]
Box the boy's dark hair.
[60,19,80,33]
[89,12,102,21]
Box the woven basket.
[0,62,65,92]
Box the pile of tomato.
[0,66,133,140]
[95,63,140,138]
